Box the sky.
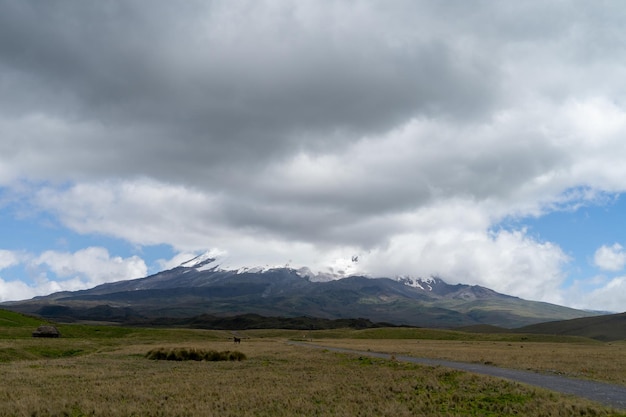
[1,1,626,312]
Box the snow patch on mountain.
[396,276,441,290]
[179,251,364,280]
[179,250,224,270]
[178,251,444,292]
[295,256,363,282]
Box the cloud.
[593,243,626,272]
[0,1,500,187]
[0,278,36,303]
[23,98,626,307]
[581,276,626,313]
[0,250,21,270]
[5,1,625,189]
[1,1,626,309]
[33,247,147,287]
[34,180,219,248]
[564,275,626,313]
[358,215,570,304]
[0,247,147,302]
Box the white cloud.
[593,243,626,272]
[0,247,149,302]
[0,278,37,302]
[33,247,147,287]
[583,276,626,313]
[2,1,626,311]
[149,198,571,306]
[564,275,626,313]
[359,221,570,305]
[0,250,21,270]
[34,180,221,249]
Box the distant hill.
[2,256,597,329]
[513,312,626,342]
[129,313,392,331]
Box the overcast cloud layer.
[1,1,626,311]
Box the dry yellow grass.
[0,337,624,416]
[312,338,626,386]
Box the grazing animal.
[233,337,241,344]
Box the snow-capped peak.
[178,251,444,291]
[296,256,363,282]
[179,251,218,270]
[179,251,292,274]
[178,251,365,280]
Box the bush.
[146,348,246,362]
[228,351,247,361]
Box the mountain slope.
[513,312,626,341]
[3,258,596,328]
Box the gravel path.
[289,341,626,410]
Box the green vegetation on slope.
[0,308,47,327]
[0,308,50,338]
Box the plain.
[0,309,625,417]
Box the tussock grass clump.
[145,347,246,362]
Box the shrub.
[228,351,247,361]
[203,350,223,361]
[146,348,246,362]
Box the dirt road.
[290,341,626,410]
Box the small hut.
[32,325,61,338]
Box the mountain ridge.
[3,257,596,328]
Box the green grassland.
[247,325,601,343]
[0,309,625,416]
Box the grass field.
[300,337,626,386]
[0,310,625,416]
